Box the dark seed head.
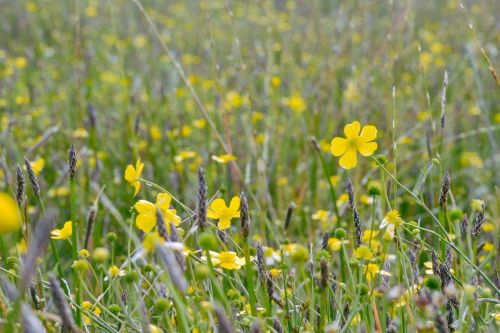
[68,145,77,178]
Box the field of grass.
[1,0,500,332]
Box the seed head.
[68,145,77,178]
[196,168,207,229]
[24,158,40,197]
[439,170,450,208]
[240,191,250,239]
[15,164,25,206]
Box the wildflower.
[17,239,27,255]
[328,237,348,251]
[286,94,306,113]
[380,210,404,238]
[73,128,89,139]
[471,199,484,211]
[150,125,162,140]
[365,263,380,282]
[207,251,245,270]
[149,324,163,333]
[0,192,22,234]
[211,154,237,164]
[224,91,243,109]
[207,196,240,230]
[108,265,126,278]
[51,221,72,240]
[79,249,90,258]
[124,159,144,196]
[354,245,373,260]
[174,150,197,163]
[193,118,206,129]
[134,193,181,233]
[29,158,45,176]
[311,210,329,221]
[330,121,378,169]
[142,232,163,253]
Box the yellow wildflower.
[108,265,125,278]
[207,196,240,230]
[328,238,348,251]
[51,221,72,240]
[380,210,403,238]
[134,193,181,233]
[286,94,306,113]
[29,158,45,176]
[124,159,144,196]
[330,121,378,169]
[311,210,329,221]
[365,263,380,282]
[0,193,22,234]
[207,251,245,270]
[211,154,237,164]
[150,125,162,141]
[354,245,373,260]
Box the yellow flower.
[225,91,243,109]
[354,245,373,260]
[174,150,197,163]
[108,265,126,278]
[27,158,45,176]
[17,239,27,255]
[150,125,162,141]
[380,210,403,238]
[327,238,349,251]
[311,210,329,221]
[193,118,206,129]
[330,121,378,169]
[365,263,380,282]
[0,193,22,234]
[51,221,72,240]
[134,193,181,233]
[73,128,89,139]
[124,159,144,196]
[482,223,495,233]
[286,94,306,113]
[211,154,237,164]
[207,196,240,230]
[208,251,245,270]
[149,324,163,333]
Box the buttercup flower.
[330,121,378,169]
[124,159,144,196]
[211,154,237,164]
[354,245,373,260]
[134,193,181,233]
[207,251,246,270]
[0,192,22,234]
[207,196,240,230]
[51,221,73,240]
[380,210,404,239]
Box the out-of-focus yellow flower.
[142,232,164,253]
[124,159,144,197]
[271,76,281,88]
[150,125,162,141]
[15,95,30,105]
[73,128,89,139]
[286,94,306,113]
[468,105,480,116]
[149,324,163,333]
[17,239,27,255]
[343,82,360,102]
[311,210,329,221]
[211,154,237,164]
[460,152,483,168]
[29,158,45,176]
[331,121,378,169]
[471,199,484,211]
[85,5,98,17]
[0,192,22,234]
[482,223,494,233]
[134,193,181,233]
[51,221,72,240]
[207,196,240,230]
[14,57,28,69]
[48,186,70,197]
[277,177,288,186]
[225,91,243,109]
[328,238,348,251]
[251,112,264,123]
[193,118,206,129]
[205,251,245,270]
[174,151,196,163]
[354,245,373,260]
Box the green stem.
[243,240,257,316]
[314,146,341,224]
[70,177,82,327]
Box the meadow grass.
[0,0,500,332]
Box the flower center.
[348,137,360,149]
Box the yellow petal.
[218,218,232,230]
[134,182,141,197]
[124,165,136,183]
[207,198,227,218]
[229,196,240,213]
[344,121,361,139]
[339,148,357,169]
[330,137,348,156]
[135,200,155,214]
[136,213,156,233]
[359,125,377,142]
[358,141,378,157]
[135,159,144,176]
[156,193,172,210]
